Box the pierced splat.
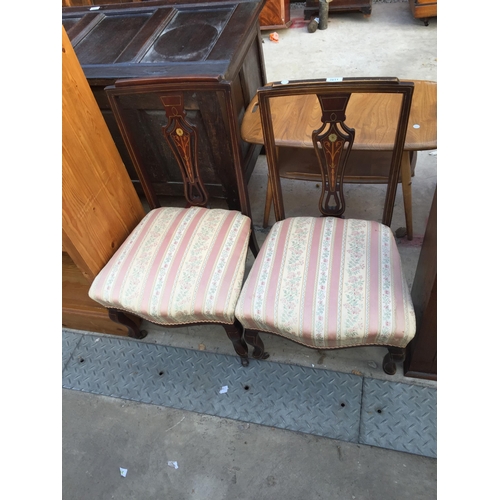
[313,93,355,217]
[160,94,209,207]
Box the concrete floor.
[63,2,437,498]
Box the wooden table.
[241,79,437,238]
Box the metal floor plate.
[62,330,436,458]
[62,330,82,371]
[360,378,437,458]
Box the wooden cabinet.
[62,0,266,209]
[304,0,372,20]
[62,25,145,335]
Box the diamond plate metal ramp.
[62,332,363,443]
[359,378,437,458]
[62,330,82,371]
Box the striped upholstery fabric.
[235,217,416,348]
[89,207,251,325]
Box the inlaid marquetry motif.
[160,95,209,206]
[321,136,345,190]
[313,93,355,217]
[169,120,195,184]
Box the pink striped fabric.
[235,217,416,348]
[89,207,251,325]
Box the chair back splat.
[161,93,209,207]
[313,92,354,216]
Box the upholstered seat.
[90,206,251,326]
[235,216,415,349]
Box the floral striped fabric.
[235,217,416,348]
[89,207,251,325]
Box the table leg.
[401,151,413,240]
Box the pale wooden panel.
[62,252,138,336]
[241,80,437,151]
[62,26,145,282]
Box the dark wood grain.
[74,13,152,64]
[66,12,104,46]
[115,8,176,63]
[62,0,266,203]
[404,188,437,380]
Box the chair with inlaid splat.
[235,78,417,374]
[87,77,258,366]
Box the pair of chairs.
[88,77,416,375]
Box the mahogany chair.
[235,78,417,374]
[88,77,257,366]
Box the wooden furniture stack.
[62,0,266,209]
[62,26,145,335]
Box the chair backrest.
[105,77,251,217]
[258,78,414,225]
